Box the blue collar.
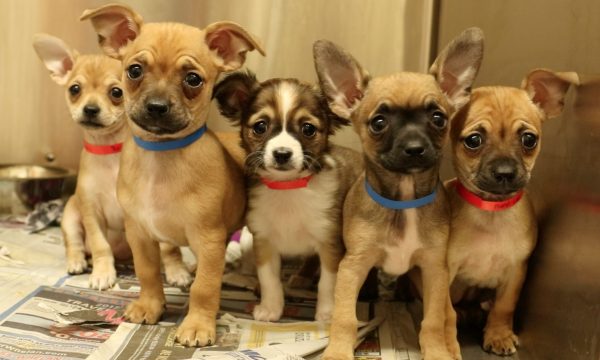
[133,124,207,151]
[365,179,437,210]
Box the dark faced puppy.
[314,28,484,360]
[214,72,362,322]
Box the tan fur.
[445,70,577,355]
[81,3,264,347]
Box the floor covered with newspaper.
[0,218,518,360]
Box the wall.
[0,0,434,170]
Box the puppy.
[445,69,578,355]
[313,28,484,360]
[81,4,264,347]
[214,71,362,322]
[34,34,193,291]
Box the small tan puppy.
[81,4,264,347]
[314,28,484,360]
[445,69,578,355]
[33,34,193,291]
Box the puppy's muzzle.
[79,103,105,128]
[131,97,187,135]
[380,135,436,173]
[478,158,526,195]
[273,147,293,166]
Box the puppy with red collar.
[445,69,578,355]
[214,71,362,322]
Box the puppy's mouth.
[379,154,437,174]
[78,119,106,129]
[130,115,187,135]
[475,179,527,197]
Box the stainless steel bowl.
[0,164,77,214]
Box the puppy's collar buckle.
[455,180,523,211]
[261,175,313,190]
[365,180,437,210]
[83,141,123,155]
[133,124,207,151]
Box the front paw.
[253,302,283,322]
[124,298,165,324]
[66,253,88,275]
[175,315,216,347]
[88,263,116,290]
[483,327,519,355]
[421,347,455,360]
[164,263,193,287]
[322,347,353,360]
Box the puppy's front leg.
[61,198,87,275]
[445,293,461,360]
[80,202,115,290]
[419,249,454,360]
[315,241,344,322]
[176,226,227,347]
[123,218,165,324]
[160,243,193,287]
[253,238,284,321]
[483,263,526,355]
[322,252,375,360]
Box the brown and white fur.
[314,28,484,360]
[445,69,578,355]
[214,71,362,322]
[81,4,264,347]
[33,34,193,291]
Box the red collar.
[83,141,123,155]
[260,175,313,190]
[455,180,523,211]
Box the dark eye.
[253,120,268,135]
[369,115,388,134]
[431,111,447,128]
[110,87,123,99]
[69,84,80,96]
[464,133,483,149]
[301,123,317,137]
[521,132,538,150]
[127,64,143,80]
[184,72,203,88]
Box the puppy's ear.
[313,40,369,120]
[522,69,579,119]
[80,4,143,59]
[32,34,76,85]
[213,71,260,124]
[430,27,484,111]
[205,22,265,72]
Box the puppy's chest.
[247,171,339,255]
[79,157,122,227]
[380,209,423,276]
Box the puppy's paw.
[483,327,519,355]
[88,265,116,290]
[124,298,165,324]
[253,302,283,322]
[322,347,353,360]
[445,326,462,359]
[421,348,455,360]
[164,264,193,287]
[175,315,215,347]
[66,254,88,275]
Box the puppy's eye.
[301,123,317,138]
[521,132,538,150]
[464,133,483,150]
[110,87,123,100]
[127,64,143,80]
[184,72,203,88]
[431,111,447,128]
[253,120,268,135]
[369,115,388,135]
[69,84,81,96]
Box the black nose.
[403,139,426,156]
[83,105,100,116]
[146,99,170,117]
[273,148,293,165]
[492,163,517,183]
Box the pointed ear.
[522,69,579,119]
[80,4,143,59]
[32,33,76,85]
[430,27,484,111]
[205,22,265,72]
[313,40,369,120]
[213,71,260,124]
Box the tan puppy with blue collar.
[81,3,264,347]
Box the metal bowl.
[0,164,77,214]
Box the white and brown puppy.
[81,4,264,347]
[445,69,578,355]
[314,28,484,360]
[214,71,362,322]
[33,34,193,291]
